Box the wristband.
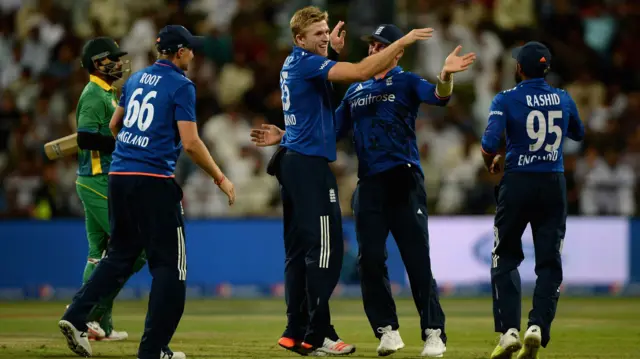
[215,175,226,186]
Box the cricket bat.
[44,133,78,160]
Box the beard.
[514,70,523,84]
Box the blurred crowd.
[0,0,638,219]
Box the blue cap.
[511,41,552,77]
[156,25,204,53]
[361,24,404,45]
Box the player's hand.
[250,124,284,147]
[489,154,503,174]
[442,45,476,75]
[217,177,236,205]
[398,28,434,47]
[330,21,346,54]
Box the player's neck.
[93,73,115,86]
[374,67,395,80]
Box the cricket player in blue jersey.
[250,6,435,356]
[480,41,584,359]
[334,24,475,358]
[59,25,235,359]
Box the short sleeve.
[77,98,106,133]
[411,75,449,106]
[298,54,337,80]
[173,83,197,122]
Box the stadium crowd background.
[0,0,638,220]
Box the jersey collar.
[374,66,403,81]
[519,78,546,85]
[154,59,185,75]
[89,75,113,92]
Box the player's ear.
[295,33,304,47]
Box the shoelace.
[425,329,441,345]
[377,325,393,335]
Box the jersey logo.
[386,77,393,86]
[111,99,117,108]
[319,59,331,70]
[329,188,336,203]
[350,93,396,109]
[355,83,364,92]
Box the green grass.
[0,297,638,358]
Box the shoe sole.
[89,336,128,342]
[492,341,523,359]
[518,335,541,359]
[318,347,356,356]
[421,347,446,357]
[59,321,91,357]
[378,346,403,356]
[278,342,309,356]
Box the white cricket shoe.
[376,325,405,356]
[490,328,522,359]
[59,320,92,357]
[517,325,541,359]
[91,329,128,341]
[421,329,446,357]
[310,337,356,356]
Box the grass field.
[0,297,638,358]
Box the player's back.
[111,60,194,177]
[279,46,337,162]
[496,78,583,173]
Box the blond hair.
[290,6,328,44]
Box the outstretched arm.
[327,28,435,83]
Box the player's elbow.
[572,128,585,142]
[108,121,118,134]
[480,139,497,155]
[182,138,200,153]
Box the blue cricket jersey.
[480,78,585,173]
[335,66,449,178]
[110,60,196,177]
[279,46,338,161]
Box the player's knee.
[490,257,520,277]
[357,250,386,273]
[132,256,147,273]
[150,265,186,283]
[87,246,105,260]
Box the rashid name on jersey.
[110,59,196,177]
[335,66,449,178]
[481,78,585,173]
[279,46,338,161]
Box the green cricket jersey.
[76,75,119,176]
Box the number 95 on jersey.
[519,110,562,166]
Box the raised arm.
[327,28,434,83]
